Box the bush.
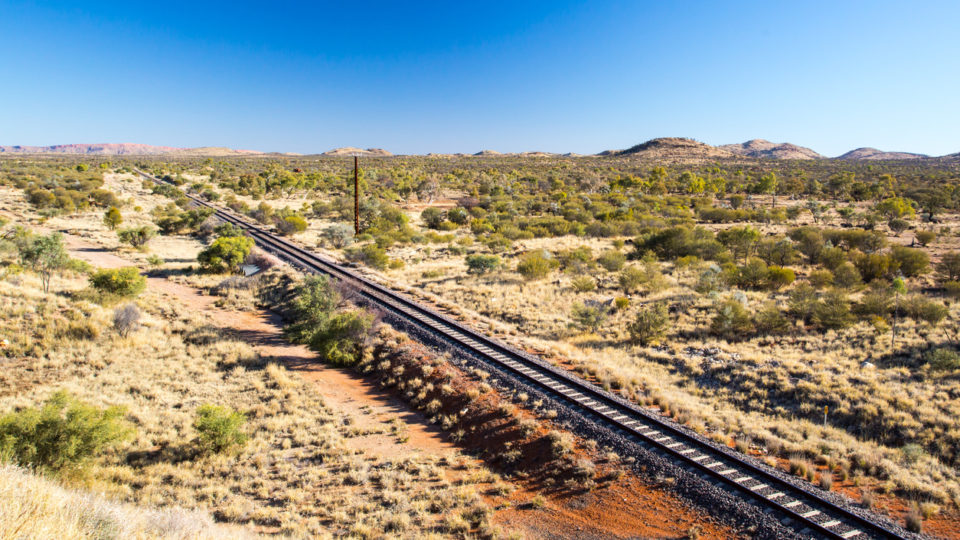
[627,302,669,345]
[103,206,123,230]
[421,207,445,229]
[276,215,308,236]
[808,269,834,289]
[890,246,929,277]
[198,236,255,273]
[90,267,146,298]
[833,262,863,289]
[112,304,141,336]
[926,348,960,371]
[117,226,156,249]
[570,302,609,332]
[570,276,596,292]
[915,230,936,246]
[903,296,949,326]
[346,243,390,270]
[597,250,626,272]
[0,391,132,474]
[516,250,558,281]
[465,254,501,275]
[754,303,790,335]
[309,310,373,366]
[938,252,960,282]
[193,405,247,455]
[322,224,355,248]
[710,298,754,340]
[812,290,854,329]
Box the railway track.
[138,170,905,539]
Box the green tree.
[198,236,254,273]
[717,226,761,262]
[22,233,70,293]
[876,197,916,220]
[756,172,778,208]
[936,252,960,282]
[103,207,123,230]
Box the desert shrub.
[117,226,156,249]
[112,304,141,337]
[733,258,769,289]
[788,227,825,263]
[638,226,725,261]
[322,224,355,248]
[926,348,960,371]
[421,207,446,229]
[628,302,669,345]
[944,281,960,299]
[516,250,558,281]
[856,287,892,317]
[614,296,630,310]
[937,252,960,282]
[198,236,254,273]
[890,246,929,278]
[818,246,846,271]
[808,269,834,289]
[905,508,923,533]
[710,298,754,340]
[903,296,949,326]
[619,261,666,294]
[570,302,609,333]
[103,206,123,230]
[832,262,863,289]
[717,226,761,262]
[89,267,146,298]
[757,236,799,266]
[0,391,132,474]
[276,215,308,236]
[193,405,248,455]
[853,252,896,283]
[570,276,596,292]
[754,303,790,335]
[346,243,390,270]
[447,207,469,225]
[597,250,626,272]
[915,230,936,247]
[309,310,374,366]
[888,218,909,235]
[465,254,501,275]
[812,290,854,329]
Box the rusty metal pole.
[354,155,360,235]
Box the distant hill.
[0,143,262,156]
[473,150,502,156]
[720,139,822,160]
[321,147,392,157]
[602,137,734,162]
[835,147,928,160]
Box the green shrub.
[309,310,373,366]
[516,250,558,281]
[0,390,133,474]
[198,236,254,273]
[614,296,630,310]
[193,404,248,455]
[926,348,960,371]
[347,243,390,270]
[833,262,863,289]
[890,246,929,278]
[915,230,936,246]
[89,267,146,298]
[710,298,754,340]
[570,302,609,333]
[627,302,669,345]
[597,250,626,272]
[276,215,308,236]
[754,303,790,335]
[103,206,123,230]
[570,276,596,292]
[808,269,834,289]
[813,290,855,329]
[903,296,949,326]
[117,226,156,249]
[465,254,501,275]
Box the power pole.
[354,155,360,235]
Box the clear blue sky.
[2,1,958,156]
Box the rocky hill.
[720,139,822,160]
[836,147,928,160]
[321,147,392,157]
[602,138,734,162]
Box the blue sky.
[2,1,958,156]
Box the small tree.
[117,226,156,250]
[193,404,247,455]
[198,236,254,273]
[22,233,70,293]
[627,302,669,345]
[103,207,123,230]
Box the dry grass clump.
[0,464,247,539]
